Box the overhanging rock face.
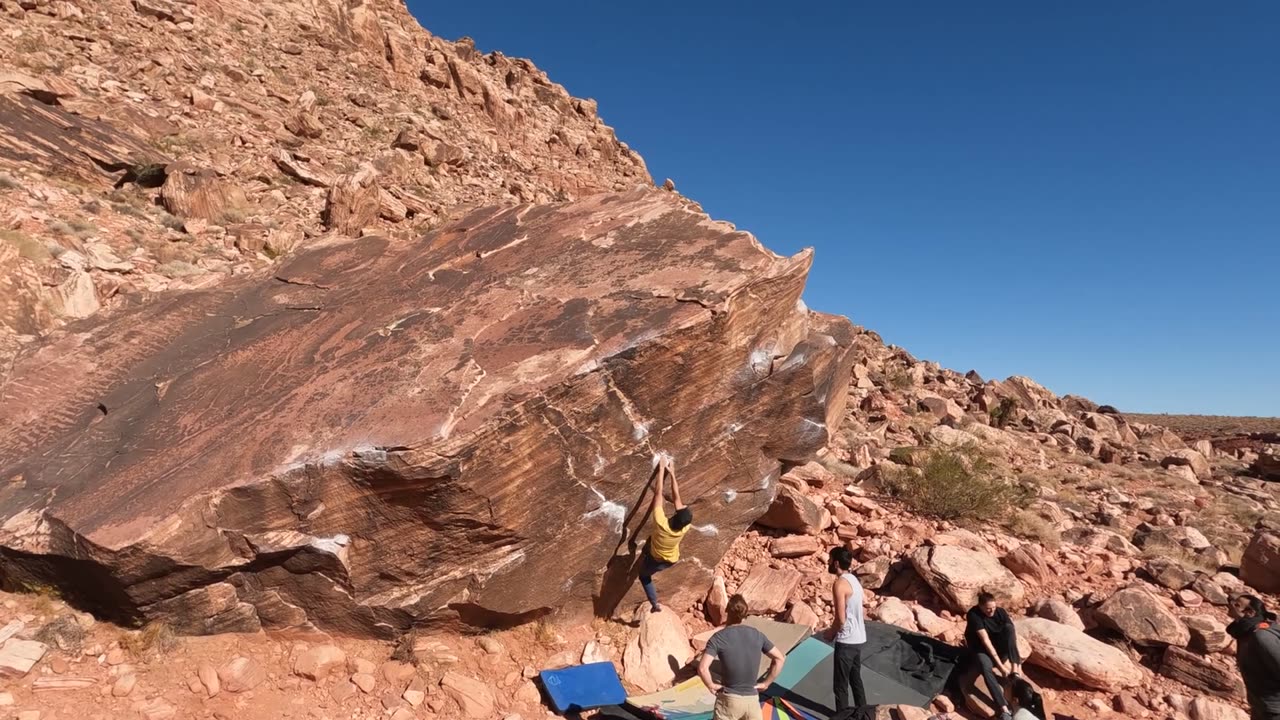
[0,188,854,636]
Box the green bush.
[883,446,1026,521]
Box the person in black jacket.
[1228,594,1280,720]
[965,591,1022,720]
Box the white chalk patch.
[651,450,675,468]
[633,422,650,440]
[796,299,809,313]
[726,422,743,433]
[585,499,626,534]
[748,348,771,371]
[693,524,719,536]
[593,454,607,475]
[354,447,388,464]
[309,534,350,556]
[723,490,738,503]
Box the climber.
[1228,594,1280,720]
[965,591,1022,720]
[637,454,692,613]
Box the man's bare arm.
[669,462,686,510]
[653,460,667,520]
[826,577,848,639]
[754,647,786,691]
[697,652,721,694]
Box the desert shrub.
[1,230,52,262]
[158,211,187,231]
[883,446,1026,521]
[0,174,19,190]
[120,622,178,657]
[1008,510,1061,548]
[818,455,861,480]
[888,446,923,466]
[989,397,1017,428]
[886,367,914,390]
[36,615,87,652]
[156,260,200,278]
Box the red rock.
[757,483,825,535]
[0,639,46,678]
[908,545,1025,613]
[1241,530,1280,593]
[770,535,820,558]
[622,607,692,692]
[323,165,380,235]
[294,644,346,681]
[440,672,495,718]
[217,656,265,693]
[1096,585,1190,647]
[0,190,854,635]
[160,162,248,222]
[736,563,803,615]
[1015,617,1144,690]
[784,600,820,630]
[1001,543,1052,582]
[197,662,219,696]
[704,577,728,625]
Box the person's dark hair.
[1012,677,1046,719]
[1240,594,1267,617]
[828,546,854,571]
[727,594,750,625]
[671,507,693,531]
[977,591,997,605]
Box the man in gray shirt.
[698,594,787,720]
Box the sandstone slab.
[1096,585,1190,647]
[1159,645,1244,699]
[1241,530,1280,593]
[736,563,803,615]
[440,672,495,719]
[908,545,1025,613]
[0,639,47,678]
[0,190,854,635]
[1014,617,1144,690]
[622,608,691,693]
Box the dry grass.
[1007,510,1062,548]
[120,622,179,658]
[532,618,562,647]
[1126,413,1280,440]
[1139,536,1220,574]
[883,446,1027,521]
[1,230,53,262]
[818,455,861,480]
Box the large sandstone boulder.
[1095,586,1190,647]
[1241,530,1280,593]
[0,190,854,636]
[1161,449,1212,479]
[1030,597,1084,631]
[1014,617,1144,690]
[622,608,692,693]
[908,545,1025,613]
[756,482,825,535]
[1253,447,1280,481]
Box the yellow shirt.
[649,504,690,563]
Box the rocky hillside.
[2,2,1279,720]
[699,328,1280,719]
[0,0,649,369]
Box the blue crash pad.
[540,662,627,714]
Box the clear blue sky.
[409,1,1279,415]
